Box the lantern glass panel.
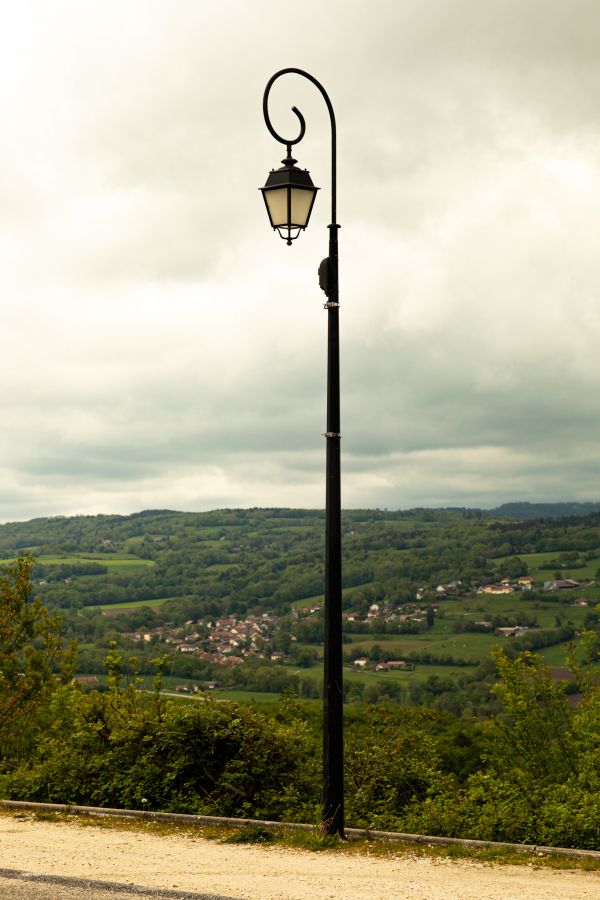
[290,188,315,228]
[264,188,289,227]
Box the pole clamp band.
[323,301,340,309]
[324,432,341,438]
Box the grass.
[336,592,593,672]
[438,594,590,628]
[492,551,600,583]
[292,593,325,609]
[210,689,282,703]
[86,596,173,611]
[539,643,577,665]
[1,808,598,871]
[0,553,155,572]
[293,661,474,685]
[293,575,594,683]
[292,582,375,609]
[341,628,494,664]
[78,674,282,704]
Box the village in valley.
[115,570,592,691]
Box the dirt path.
[0,816,597,900]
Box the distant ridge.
[4,502,600,530]
[489,501,600,520]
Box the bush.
[1,679,320,823]
[344,707,452,830]
[403,646,600,849]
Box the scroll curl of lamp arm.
[262,67,337,226]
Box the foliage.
[403,646,600,849]
[344,706,453,830]
[0,556,76,758]
[490,648,575,783]
[0,647,320,823]
[2,636,600,847]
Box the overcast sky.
[2,0,600,522]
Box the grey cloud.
[2,1,600,520]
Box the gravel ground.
[0,816,598,900]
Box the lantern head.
[260,152,319,245]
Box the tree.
[490,648,575,784]
[0,556,76,756]
[368,643,383,662]
[501,557,528,578]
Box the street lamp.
[260,150,319,245]
[260,68,344,838]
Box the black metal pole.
[262,69,344,838]
[322,223,344,837]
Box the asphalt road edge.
[0,867,238,900]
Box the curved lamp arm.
[263,68,337,226]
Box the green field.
[153,688,282,704]
[211,689,282,703]
[297,584,592,673]
[105,672,283,704]
[492,550,600,582]
[1,553,155,572]
[88,596,173,612]
[291,661,477,686]
[344,631,494,661]
[539,643,577,665]
[292,582,375,609]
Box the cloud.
[1,1,600,520]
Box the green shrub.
[344,707,452,831]
[1,683,320,823]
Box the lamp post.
[260,68,344,838]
